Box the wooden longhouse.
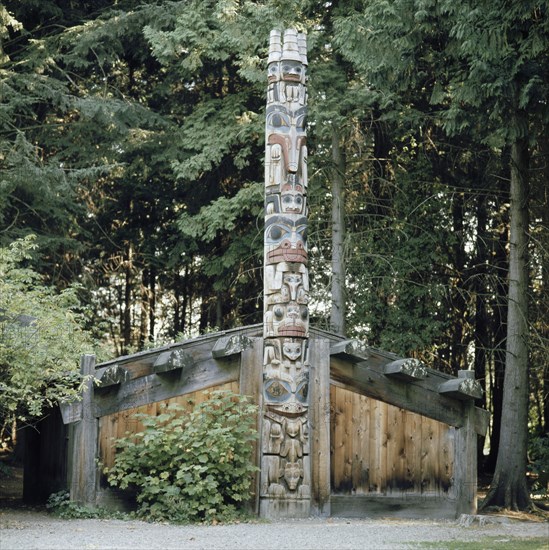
[25,324,488,519]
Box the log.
[153,349,194,374]
[69,354,98,506]
[330,339,369,362]
[384,358,428,381]
[309,339,331,516]
[212,334,253,359]
[452,371,478,516]
[94,356,240,417]
[97,365,130,388]
[438,371,483,401]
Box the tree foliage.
[0,236,94,430]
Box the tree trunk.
[149,265,156,341]
[474,192,489,466]
[538,134,549,433]
[451,192,467,374]
[487,198,509,470]
[139,268,149,349]
[330,129,346,335]
[480,135,532,511]
[122,244,133,354]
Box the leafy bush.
[105,390,258,523]
[0,236,95,432]
[46,491,125,519]
[529,434,549,497]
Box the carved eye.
[274,305,284,319]
[271,113,289,128]
[265,380,291,401]
[297,116,307,129]
[267,225,283,241]
[283,64,301,74]
[296,381,308,402]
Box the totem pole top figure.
[268,29,308,84]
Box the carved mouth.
[267,403,307,416]
[267,248,308,264]
[278,326,307,337]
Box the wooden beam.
[152,349,194,374]
[310,339,331,517]
[96,365,130,388]
[453,371,478,516]
[59,401,83,424]
[239,337,263,515]
[69,354,98,506]
[212,334,253,359]
[438,371,483,401]
[330,339,369,362]
[94,325,262,380]
[384,358,428,381]
[93,356,240,417]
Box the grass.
[415,537,549,550]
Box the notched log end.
[384,358,428,381]
[329,339,369,362]
[97,365,130,388]
[438,377,483,401]
[212,334,253,359]
[153,349,194,373]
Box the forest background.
[0,0,547,510]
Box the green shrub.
[529,434,549,497]
[46,491,125,519]
[105,390,258,523]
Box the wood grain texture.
[330,386,453,499]
[69,354,98,505]
[309,339,331,516]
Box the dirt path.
[1,505,548,550]
[1,463,547,549]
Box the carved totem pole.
[261,29,310,517]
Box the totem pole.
[261,29,310,517]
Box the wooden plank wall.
[98,381,239,471]
[330,384,453,496]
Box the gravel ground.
[1,508,548,550]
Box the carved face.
[266,105,306,173]
[280,189,304,214]
[264,375,309,412]
[265,301,308,338]
[282,340,302,361]
[280,60,304,82]
[282,273,303,301]
[284,461,302,490]
[268,62,280,83]
[265,215,307,265]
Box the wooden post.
[239,337,264,515]
[453,370,478,517]
[310,338,331,516]
[69,354,98,506]
[261,29,311,519]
